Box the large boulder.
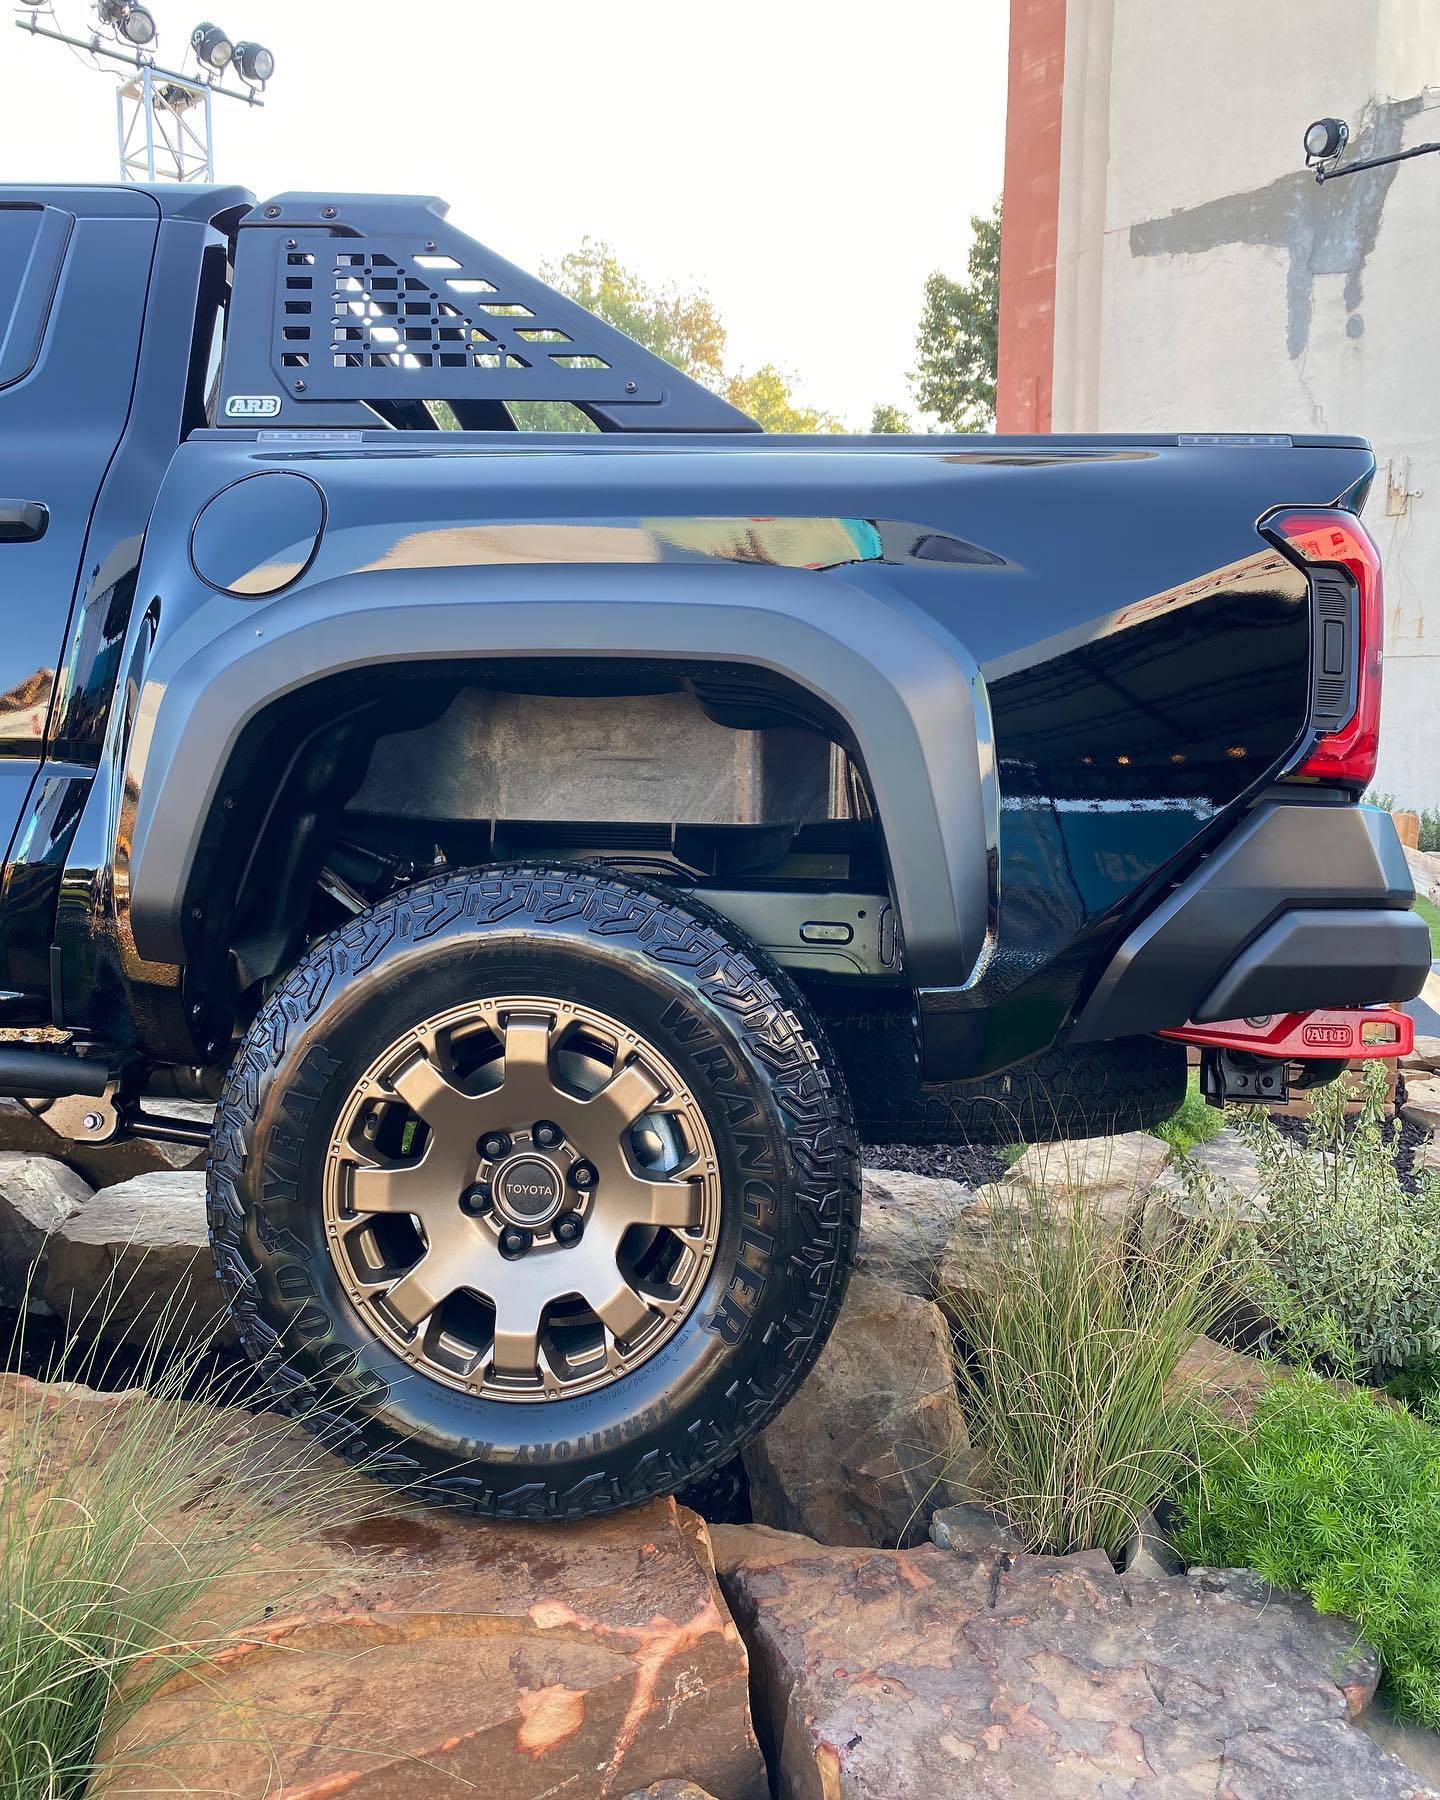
[711,1525,1426,1799]
[0,1376,767,1800]
[0,1096,208,1189]
[940,1130,1171,1298]
[0,1151,91,1308]
[42,1170,228,1350]
[741,1272,973,1548]
[856,1166,975,1297]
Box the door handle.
[0,500,48,543]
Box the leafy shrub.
[942,1163,1234,1560]
[1228,1061,1440,1379]
[1173,1372,1440,1726]
[1384,1356,1440,1418]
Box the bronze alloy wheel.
[322,996,722,1401]
[209,864,860,1518]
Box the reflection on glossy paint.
[318,515,994,582]
[0,668,53,743]
[981,547,1296,684]
[350,516,889,576]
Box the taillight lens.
[1269,507,1384,787]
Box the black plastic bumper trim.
[1069,801,1419,1043]
[1194,908,1431,1022]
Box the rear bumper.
[1070,800,1430,1043]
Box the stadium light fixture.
[233,38,274,85]
[191,21,233,71]
[96,1,157,47]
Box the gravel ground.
[859,1140,1008,1187]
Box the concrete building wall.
[1034,0,1438,802]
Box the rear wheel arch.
[117,565,997,1033]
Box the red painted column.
[996,0,1067,433]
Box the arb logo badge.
[1302,1023,1352,1048]
[225,394,282,419]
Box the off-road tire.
[828,1009,1188,1144]
[206,865,859,1519]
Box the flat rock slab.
[856,1167,975,1297]
[624,1785,722,1799]
[711,1525,1431,1799]
[941,1131,1172,1298]
[1402,1078,1440,1135]
[0,1376,766,1800]
[742,1272,972,1548]
[42,1170,229,1349]
[1169,1334,1274,1424]
[1150,1127,1264,1213]
[1405,846,1440,907]
[1000,1130,1172,1210]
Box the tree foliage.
[726,365,842,434]
[532,238,839,432]
[869,402,912,434]
[911,197,1001,431]
[540,237,728,390]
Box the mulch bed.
[859,1140,1008,1187]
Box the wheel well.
[181,657,894,1023]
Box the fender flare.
[124,560,997,988]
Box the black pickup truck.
[0,181,1427,1515]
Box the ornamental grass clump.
[941,1157,1235,1562]
[0,1289,383,1800]
[1173,1372,1440,1727]
[1229,1059,1440,1379]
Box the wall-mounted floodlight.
[1304,117,1348,167]
[191,21,233,70]
[1305,113,1440,184]
[96,0,157,46]
[233,39,273,85]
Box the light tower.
[14,4,276,183]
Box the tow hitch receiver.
[1158,1007,1414,1106]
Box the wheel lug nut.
[459,1184,491,1216]
[554,1213,584,1246]
[532,1120,562,1149]
[570,1160,598,1191]
[499,1226,532,1259]
[479,1131,511,1160]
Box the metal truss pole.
[115,64,217,182]
[17,11,261,185]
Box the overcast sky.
[2,0,1009,427]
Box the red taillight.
[1268,507,1384,787]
